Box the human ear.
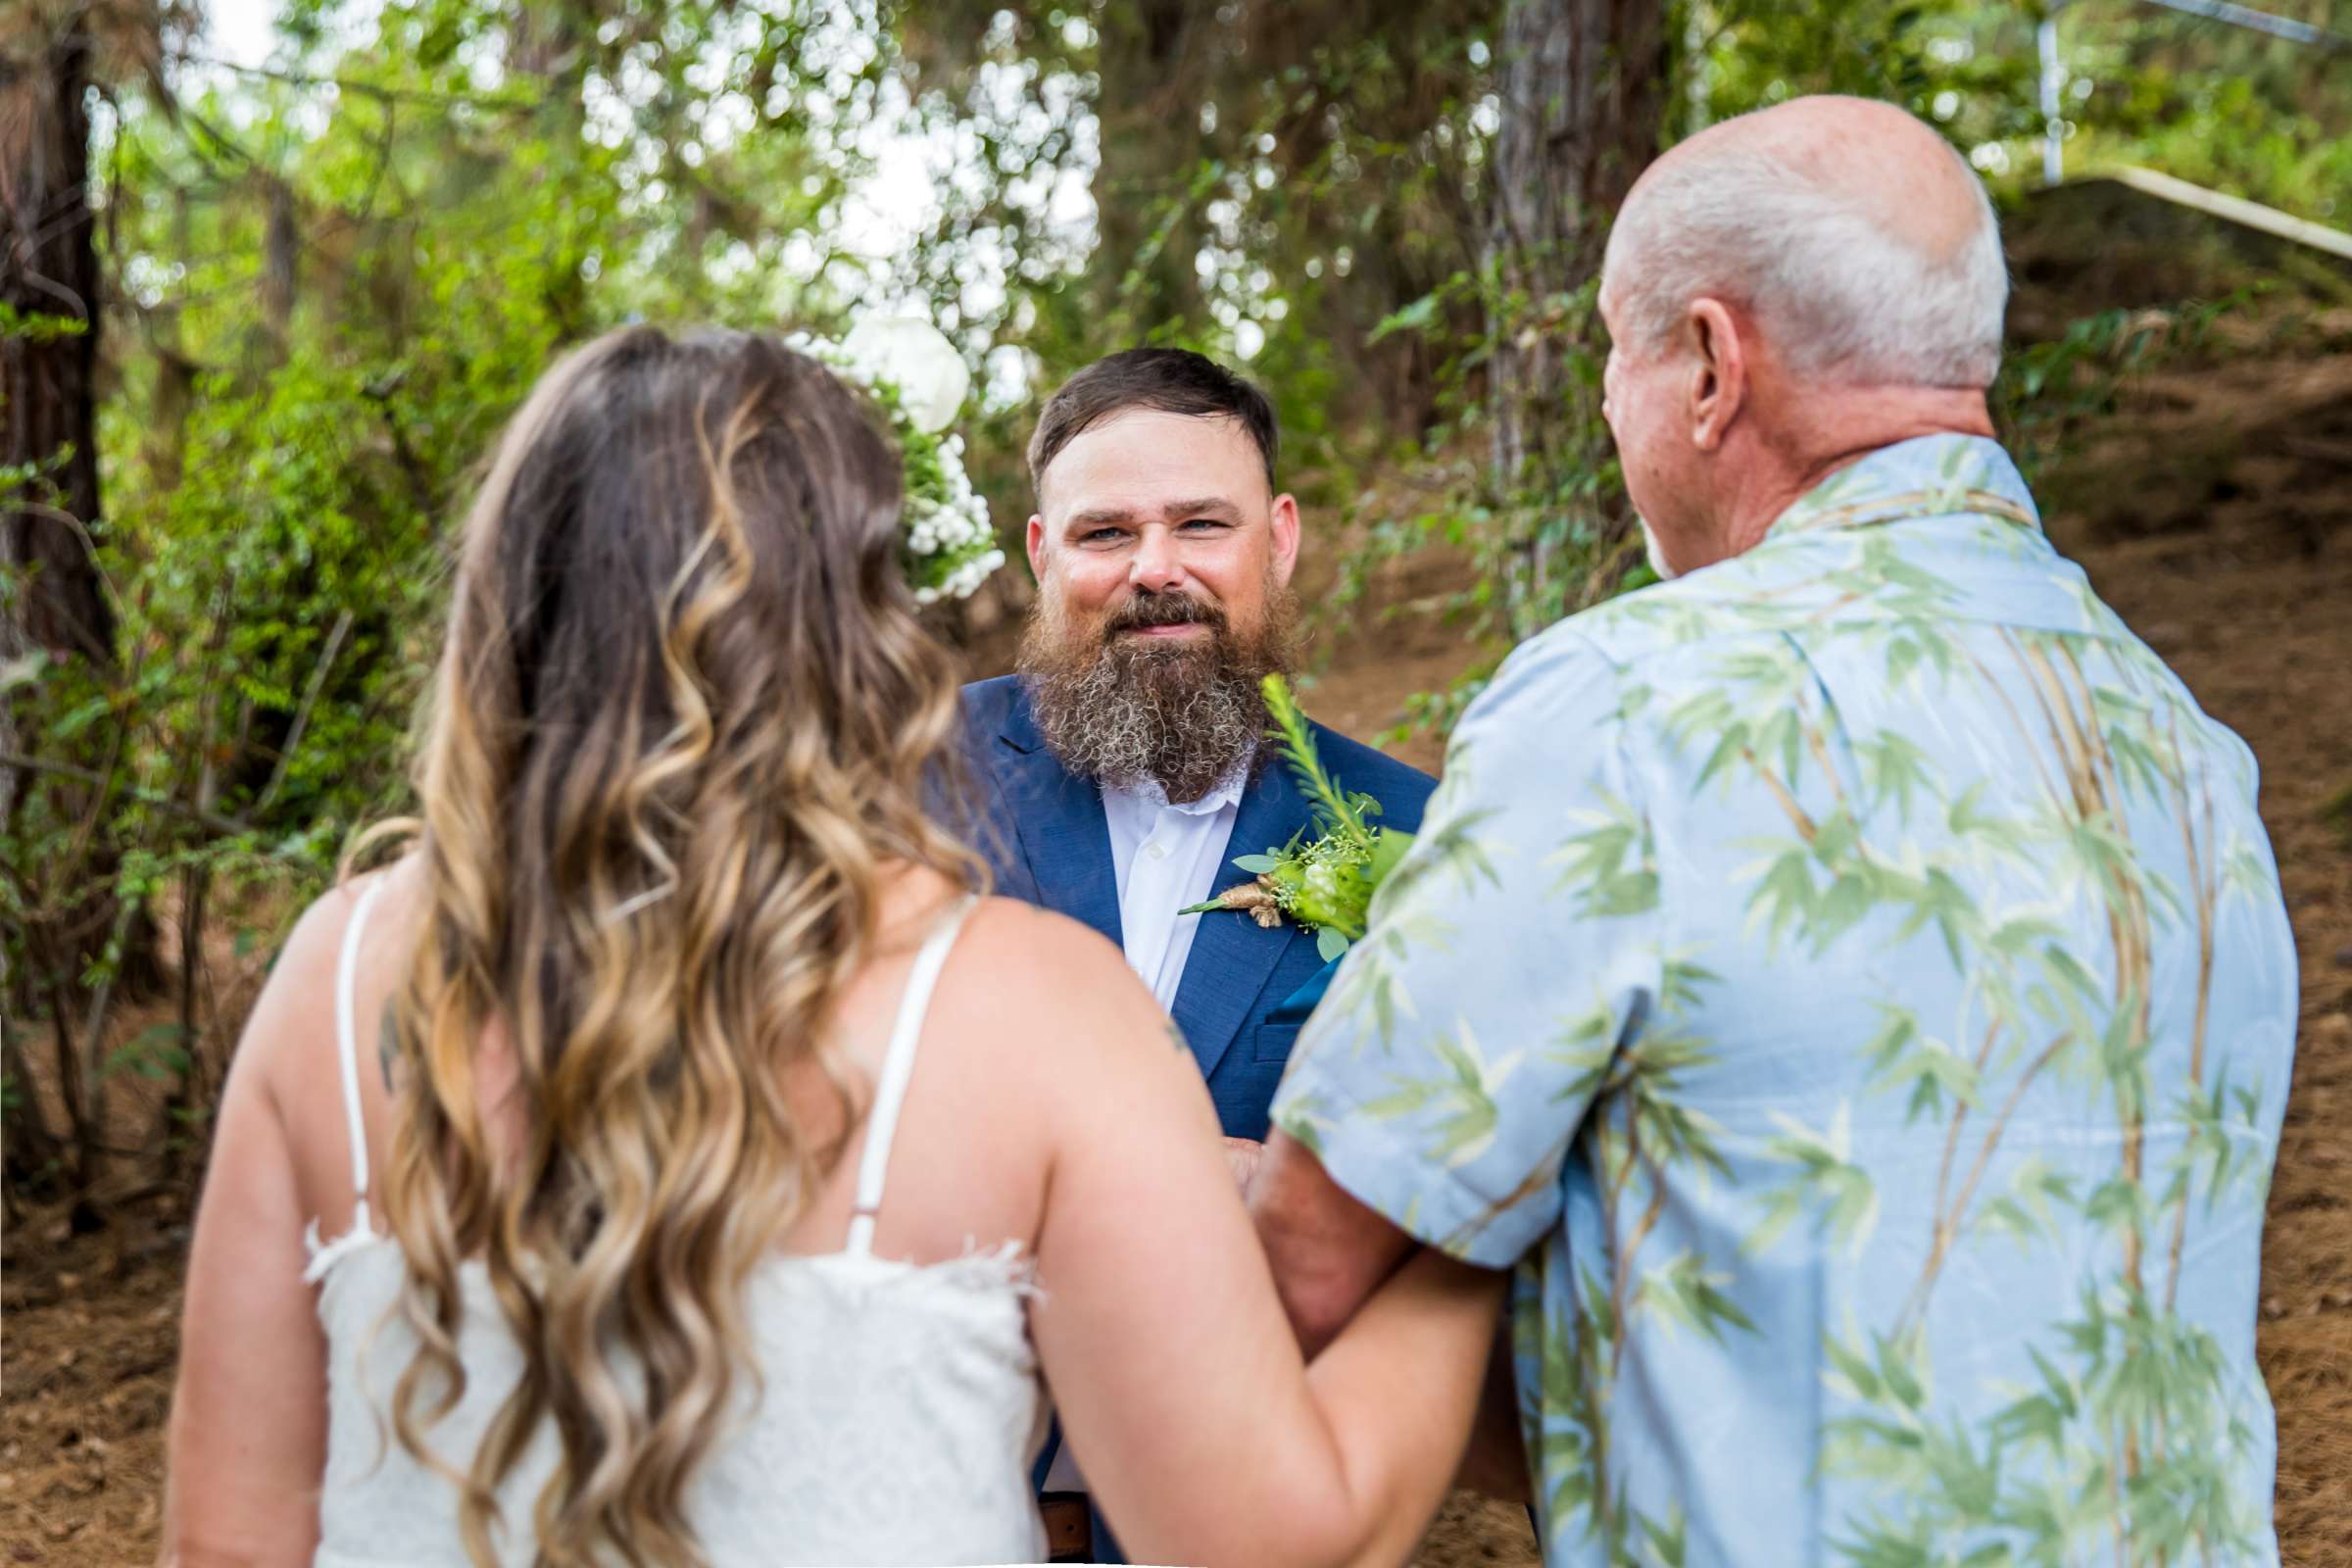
[1025,514,1048,579]
[1268,493,1301,589]
[1686,298,1747,453]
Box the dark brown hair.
[1026,347,1279,495]
[370,323,983,1566]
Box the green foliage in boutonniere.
[1182,674,1417,961]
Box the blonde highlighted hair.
[368,325,983,1565]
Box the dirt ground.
[7,212,2351,1566]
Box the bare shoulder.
[234,857,423,1091]
[953,894,1124,977]
[945,897,1181,1073]
[280,855,423,957]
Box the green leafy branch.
[1262,672,1374,850]
[0,302,92,344]
[1184,674,1417,959]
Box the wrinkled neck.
[1704,386,1996,565]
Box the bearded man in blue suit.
[961,348,1434,1562]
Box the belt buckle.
[1040,1492,1093,1563]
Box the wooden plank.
[2133,0,2352,52]
[2101,164,2352,265]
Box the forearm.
[1297,1249,1509,1566]
[1097,1245,1499,1568]
[1248,1130,1413,1357]
[1245,1135,1513,1557]
[1267,1227,1385,1360]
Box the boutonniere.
[1182,674,1416,961]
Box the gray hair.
[1602,125,2007,389]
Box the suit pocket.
[1251,1019,1303,1066]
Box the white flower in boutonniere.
[1181,674,1416,962]
[789,318,1005,605]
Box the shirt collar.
[1762,433,2040,544]
[1107,755,1250,817]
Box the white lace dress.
[304,885,1050,1566]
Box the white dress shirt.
[1100,764,1248,1010]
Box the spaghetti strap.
[332,877,392,1227]
[844,896,975,1256]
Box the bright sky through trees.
[190,0,1101,383]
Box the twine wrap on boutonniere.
[1182,674,1416,962]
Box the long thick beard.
[1018,585,1297,803]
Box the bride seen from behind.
[159,324,1501,1568]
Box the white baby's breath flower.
[792,319,1001,603]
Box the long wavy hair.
[369,325,983,1566]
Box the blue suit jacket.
[959,674,1436,1141]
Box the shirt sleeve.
[1271,625,1660,1269]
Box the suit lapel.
[991,692,1122,949]
[1168,758,1305,1084]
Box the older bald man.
[1250,96,2299,1563]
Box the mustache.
[1102,591,1227,638]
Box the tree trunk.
[0,12,141,1199]
[1,969,67,1197]
[1087,0,1205,337]
[0,16,111,667]
[1,10,110,874]
[1486,0,1665,633]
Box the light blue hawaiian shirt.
[1274,434,2299,1566]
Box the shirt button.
[1146,842,1170,860]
